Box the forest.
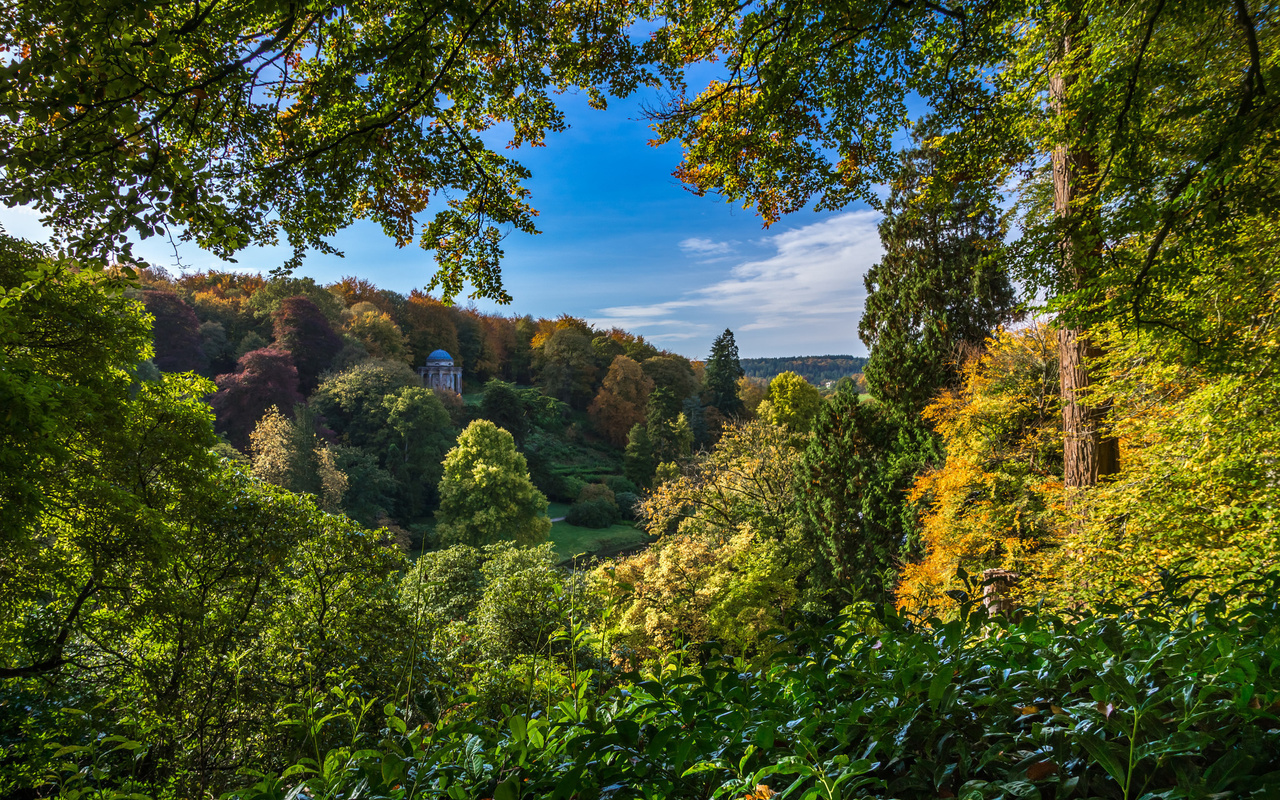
[2,0,1280,799]
[738,357,868,386]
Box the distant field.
[549,518,651,563]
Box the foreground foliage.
[235,578,1280,800]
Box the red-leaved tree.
[273,295,343,394]
[210,347,302,450]
[140,289,206,374]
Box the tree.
[310,360,420,448]
[651,0,1277,496]
[896,326,1061,616]
[860,132,1019,421]
[475,543,569,659]
[624,423,657,488]
[645,387,693,466]
[401,544,488,625]
[0,235,159,538]
[797,386,915,605]
[536,328,600,408]
[759,371,822,433]
[641,355,699,402]
[435,421,551,547]
[249,405,347,512]
[273,295,344,393]
[403,291,460,366]
[379,386,454,520]
[481,379,529,444]
[704,329,745,418]
[210,348,303,449]
[199,319,234,374]
[1,0,657,297]
[245,276,346,325]
[139,289,206,373]
[589,355,655,447]
[344,302,409,362]
[602,423,806,662]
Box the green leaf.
[495,775,521,800]
[682,761,724,777]
[1074,731,1127,786]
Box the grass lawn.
[546,501,571,520]
[549,519,651,563]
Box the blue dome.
[426,349,453,361]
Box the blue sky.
[0,87,887,360]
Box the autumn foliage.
[588,355,654,447]
[896,326,1062,615]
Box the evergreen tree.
[798,385,930,605]
[644,387,693,466]
[624,423,656,488]
[859,129,1019,422]
[704,328,745,418]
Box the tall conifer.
[704,328,745,418]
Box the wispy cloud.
[678,237,735,257]
[592,211,883,355]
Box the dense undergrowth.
[207,575,1280,800]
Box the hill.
[739,355,868,385]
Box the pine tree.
[797,385,916,605]
[704,328,745,418]
[859,128,1019,422]
[624,423,656,488]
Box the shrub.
[238,576,1280,800]
[566,498,617,528]
[560,475,587,504]
[576,482,616,506]
[605,475,639,495]
[614,491,639,520]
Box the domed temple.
[418,349,462,392]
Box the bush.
[566,498,617,528]
[576,482,616,506]
[605,475,640,495]
[239,576,1280,800]
[614,491,639,520]
[560,475,587,504]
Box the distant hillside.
[740,355,868,385]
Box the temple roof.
[425,349,453,362]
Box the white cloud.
[678,236,735,257]
[593,211,883,356]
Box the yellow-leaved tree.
[595,420,807,664]
[897,325,1062,616]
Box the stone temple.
[418,349,462,392]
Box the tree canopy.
[0,0,663,297]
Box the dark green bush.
[614,491,639,520]
[566,497,617,528]
[605,475,640,496]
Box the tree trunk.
[1050,18,1119,492]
